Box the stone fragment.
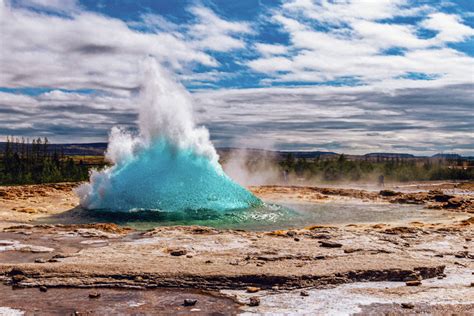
[246,286,260,293]
[319,241,342,248]
[248,297,260,307]
[169,249,187,256]
[401,303,414,309]
[184,299,197,306]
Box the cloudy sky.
[0,0,473,155]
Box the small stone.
[34,258,47,263]
[454,251,467,258]
[406,280,422,286]
[246,287,260,293]
[401,303,414,309]
[186,254,193,258]
[184,299,197,306]
[205,260,213,264]
[314,255,326,260]
[170,249,187,256]
[403,273,421,282]
[39,286,47,292]
[88,292,101,299]
[286,231,297,237]
[434,254,444,258]
[319,241,342,248]
[48,258,60,263]
[248,297,260,307]
[300,290,309,297]
[12,274,25,282]
[470,282,474,287]
[52,253,68,259]
[294,237,300,242]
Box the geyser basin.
[77,58,261,212]
[83,201,452,232]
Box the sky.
[0,0,473,155]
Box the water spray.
[76,58,261,212]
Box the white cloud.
[422,12,474,43]
[0,1,253,92]
[255,43,288,56]
[248,0,474,89]
[188,6,252,52]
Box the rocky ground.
[0,181,473,315]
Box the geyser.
[76,58,261,212]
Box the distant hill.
[0,142,471,160]
[431,153,463,159]
[0,142,107,156]
[364,153,416,159]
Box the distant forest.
[278,153,474,183]
[0,137,92,185]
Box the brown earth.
[0,181,473,314]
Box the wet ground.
[0,284,239,315]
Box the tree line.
[0,136,90,185]
[280,154,474,182]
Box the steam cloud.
[76,58,260,212]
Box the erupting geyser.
[76,58,261,212]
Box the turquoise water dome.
[84,139,261,212]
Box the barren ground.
[0,181,473,315]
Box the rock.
[311,234,331,239]
[34,258,47,263]
[294,237,300,242]
[446,197,464,208]
[169,249,187,256]
[454,251,468,258]
[39,286,48,292]
[379,190,398,197]
[184,299,197,306]
[403,273,421,281]
[319,241,342,248]
[286,231,297,237]
[186,254,193,258]
[246,286,260,293]
[432,193,454,202]
[248,297,260,307]
[300,290,309,297]
[11,274,26,283]
[406,280,422,286]
[314,255,326,260]
[88,292,101,299]
[401,303,414,309]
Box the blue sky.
[0,0,473,155]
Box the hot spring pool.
[79,201,453,231]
